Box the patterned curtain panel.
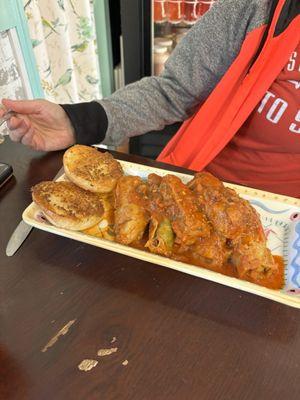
[24,0,102,103]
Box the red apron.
[157,0,300,170]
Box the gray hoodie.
[61,0,273,148]
[100,0,272,146]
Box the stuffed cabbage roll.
[114,176,150,245]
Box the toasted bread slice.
[63,145,123,194]
[32,181,104,231]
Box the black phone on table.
[0,162,13,188]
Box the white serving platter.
[23,160,300,308]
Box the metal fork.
[0,111,17,144]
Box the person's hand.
[0,98,76,151]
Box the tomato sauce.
[245,256,284,290]
[87,229,284,290]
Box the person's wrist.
[60,106,76,144]
[54,104,76,147]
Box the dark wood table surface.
[1,140,300,400]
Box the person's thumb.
[2,98,42,115]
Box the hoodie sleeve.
[62,0,270,146]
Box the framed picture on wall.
[0,0,43,101]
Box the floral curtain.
[24,0,102,103]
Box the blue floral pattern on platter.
[247,199,300,294]
[286,214,300,294]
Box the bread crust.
[63,145,123,193]
[32,181,104,231]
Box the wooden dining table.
[1,140,300,400]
